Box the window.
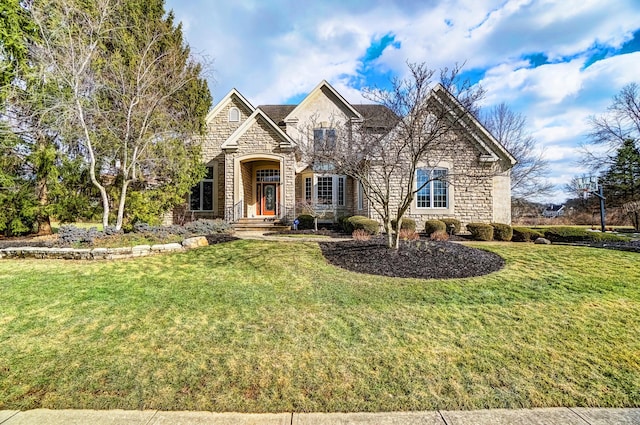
[416,168,448,208]
[229,107,240,122]
[357,181,364,210]
[190,166,214,211]
[316,176,333,205]
[312,175,345,206]
[313,128,336,151]
[305,177,312,202]
[256,169,280,182]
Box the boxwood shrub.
[466,222,494,241]
[424,219,446,235]
[440,218,461,234]
[512,226,544,242]
[391,217,416,231]
[296,214,316,230]
[346,215,380,235]
[491,223,513,241]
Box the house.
[542,204,565,218]
[171,80,516,230]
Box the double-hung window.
[190,166,214,211]
[416,168,448,208]
[313,128,336,151]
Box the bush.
[296,214,316,230]
[58,225,101,245]
[399,228,420,241]
[424,219,446,235]
[430,230,449,241]
[512,226,544,242]
[543,227,626,243]
[491,223,513,241]
[466,223,494,241]
[391,217,416,231]
[337,215,353,233]
[346,216,380,235]
[184,219,231,235]
[440,218,461,235]
[352,229,371,241]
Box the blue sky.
[165,0,640,203]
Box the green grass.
[1,241,639,412]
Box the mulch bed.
[319,237,505,279]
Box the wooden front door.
[260,183,277,216]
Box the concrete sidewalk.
[1,408,639,424]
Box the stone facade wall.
[368,133,511,230]
[223,116,297,222]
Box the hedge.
[346,215,380,235]
[296,214,315,230]
[424,219,446,235]
[466,222,494,241]
[543,227,626,243]
[391,217,416,231]
[491,223,513,241]
[512,226,544,242]
[440,218,461,235]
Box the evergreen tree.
[602,139,640,207]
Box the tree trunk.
[115,179,131,231]
[35,136,52,235]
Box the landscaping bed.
[320,237,505,279]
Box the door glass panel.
[265,185,275,211]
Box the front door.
[260,183,277,216]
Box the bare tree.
[582,83,640,171]
[481,102,553,200]
[300,63,496,249]
[30,0,210,230]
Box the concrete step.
[232,218,290,232]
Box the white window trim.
[312,174,346,208]
[189,165,216,212]
[229,107,240,122]
[410,163,454,215]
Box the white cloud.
[165,0,640,202]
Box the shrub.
[543,227,626,243]
[352,229,371,241]
[491,223,513,241]
[466,222,494,241]
[399,228,420,241]
[337,215,353,233]
[424,219,446,235]
[184,219,232,235]
[440,218,461,235]
[58,225,101,245]
[512,226,544,242]
[346,216,380,235]
[296,214,316,230]
[430,230,449,241]
[391,217,417,231]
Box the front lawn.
[0,240,639,412]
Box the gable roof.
[205,88,255,124]
[283,80,362,123]
[221,107,295,150]
[430,84,517,166]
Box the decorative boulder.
[182,236,209,249]
[534,237,551,245]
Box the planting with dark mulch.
[319,237,505,279]
[205,234,239,244]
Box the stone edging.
[0,236,208,260]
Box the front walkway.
[1,407,639,424]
